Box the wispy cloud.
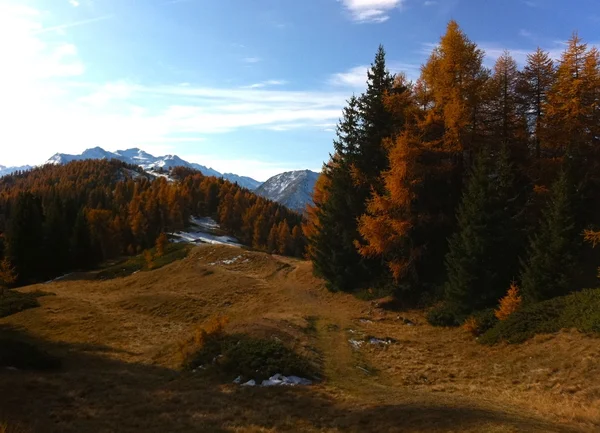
[242,80,288,89]
[33,15,113,35]
[423,1,438,6]
[339,0,404,23]
[69,0,80,7]
[243,57,261,64]
[329,62,421,88]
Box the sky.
[1,0,599,181]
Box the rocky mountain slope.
[44,147,261,190]
[255,169,319,212]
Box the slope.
[255,169,319,212]
[0,245,598,432]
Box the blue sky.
[1,0,599,180]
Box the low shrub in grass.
[0,338,61,370]
[97,243,192,279]
[480,288,600,345]
[426,303,460,327]
[180,318,317,382]
[463,309,498,337]
[0,291,48,318]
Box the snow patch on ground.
[234,374,312,387]
[171,217,242,248]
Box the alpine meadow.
[1,4,600,432]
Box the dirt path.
[1,245,598,432]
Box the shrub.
[427,303,460,327]
[180,317,317,382]
[480,288,600,344]
[463,309,498,337]
[495,282,522,321]
[0,290,47,318]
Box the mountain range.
[45,147,262,190]
[1,147,319,212]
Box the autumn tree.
[495,282,522,320]
[155,232,168,257]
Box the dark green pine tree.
[520,169,579,303]
[355,45,395,189]
[70,210,95,269]
[5,193,45,284]
[443,150,496,318]
[43,195,71,278]
[310,97,370,291]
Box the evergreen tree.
[443,151,496,316]
[443,144,524,317]
[519,48,555,158]
[70,210,94,269]
[520,169,578,303]
[5,193,44,284]
[43,195,70,277]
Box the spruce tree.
[443,150,495,316]
[443,144,525,318]
[520,169,578,303]
[5,193,45,284]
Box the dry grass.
[0,244,598,432]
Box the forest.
[0,161,305,286]
[304,21,600,329]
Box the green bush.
[426,303,460,327]
[0,338,61,370]
[470,308,498,335]
[480,288,600,345]
[185,333,317,382]
[0,290,48,318]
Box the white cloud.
[329,62,421,88]
[242,80,287,89]
[423,1,438,6]
[243,57,261,63]
[340,0,404,23]
[69,0,80,7]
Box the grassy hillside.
[0,245,598,432]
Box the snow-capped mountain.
[255,170,320,212]
[44,147,258,190]
[0,164,34,178]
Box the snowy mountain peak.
[255,169,319,212]
[41,147,260,190]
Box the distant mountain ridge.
[255,170,319,212]
[0,164,34,177]
[44,147,261,190]
[2,148,321,210]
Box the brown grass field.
[1,244,599,432]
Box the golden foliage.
[177,316,229,366]
[143,250,155,270]
[155,233,168,258]
[495,282,523,321]
[584,230,600,248]
[0,258,18,288]
[462,316,480,337]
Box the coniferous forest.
[0,161,305,286]
[304,21,600,326]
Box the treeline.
[0,161,304,286]
[305,21,600,325]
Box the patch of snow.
[241,379,256,386]
[44,273,72,284]
[349,339,363,350]
[233,376,242,384]
[260,374,312,387]
[171,217,242,247]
